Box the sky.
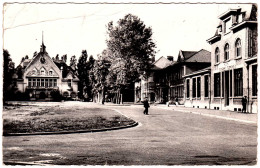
[2,1,255,67]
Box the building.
[15,42,79,101]
[135,56,173,103]
[164,49,211,105]
[207,4,257,113]
[183,67,211,108]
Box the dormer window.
[224,43,230,61]
[238,13,243,23]
[224,18,232,34]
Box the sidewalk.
[155,104,258,124]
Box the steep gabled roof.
[185,49,211,63]
[177,50,197,62]
[151,56,174,70]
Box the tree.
[3,49,15,102]
[106,14,156,103]
[33,51,38,57]
[77,50,88,99]
[61,54,67,63]
[70,55,77,72]
[89,51,110,104]
[55,54,60,61]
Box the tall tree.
[106,14,156,103]
[77,50,88,100]
[3,49,15,102]
[61,54,67,63]
[70,55,77,72]
[89,51,110,103]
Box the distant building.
[207,4,257,113]
[135,56,174,103]
[183,66,211,108]
[15,42,79,101]
[164,49,211,105]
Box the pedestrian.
[241,96,247,113]
[143,97,150,115]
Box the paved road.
[2,102,257,165]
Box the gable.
[24,52,62,78]
[152,56,172,69]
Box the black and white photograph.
[1,0,258,166]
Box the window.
[235,39,242,57]
[224,18,231,33]
[37,79,40,87]
[230,70,232,97]
[222,72,224,97]
[54,79,57,87]
[192,78,196,98]
[33,79,36,87]
[204,75,209,98]
[215,47,220,63]
[49,79,53,87]
[41,78,44,87]
[252,65,257,96]
[28,79,32,87]
[224,43,229,61]
[49,70,53,75]
[186,79,190,98]
[214,73,220,97]
[68,79,72,87]
[234,68,243,96]
[45,79,48,87]
[197,77,201,98]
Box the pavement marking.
[157,107,257,124]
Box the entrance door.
[225,71,229,106]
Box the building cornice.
[218,8,240,20]
[206,35,221,44]
[230,21,257,31]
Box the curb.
[3,122,139,137]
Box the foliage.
[3,49,16,101]
[50,90,62,101]
[77,50,95,100]
[89,51,110,103]
[70,55,77,72]
[105,14,156,103]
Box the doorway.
[225,71,229,106]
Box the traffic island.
[3,104,138,136]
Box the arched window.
[224,43,229,61]
[215,47,220,63]
[235,39,242,57]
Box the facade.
[163,49,211,105]
[207,4,257,113]
[135,56,173,103]
[16,42,79,100]
[184,67,211,108]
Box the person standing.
[143,98,150,115]
[241,96,247,113]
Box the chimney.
[167,56,174,62]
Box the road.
[2,102,257,165]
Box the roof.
[185,49,211,63]
[181,51,197,60]
[151,56,174,70]
[17,45,78,79]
